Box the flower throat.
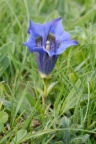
[36,33,56,52]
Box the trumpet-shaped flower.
[24,18,78,76]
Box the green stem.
[42,78,48,108]
[42,94,46,109]
[43,78,47,97]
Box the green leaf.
[0,111,8,124]
[11,129,27,144]
[47,81,58,95]
[60,79,82,114]
[0,123,4,132]
[0,42,10,77]
[71,134,89,144]
[15,84,28,117]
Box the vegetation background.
[0,0,96,143]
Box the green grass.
[0,0,96,143]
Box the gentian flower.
[24,18,78,77]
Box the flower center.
[35,33,56,52]
[36,36,42,47]
[45,40,50,50]
[46,33,55,52]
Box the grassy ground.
[0,0,96,143]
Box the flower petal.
[44,17,61,37]
[57,40,78,55]
[44,17,70,42]
[24,43,44,53]
[49,18,63,34]
[49,18,70,41]
[28,20,44,38]
[35,52,58,75]
[23,38,44,53]
[56,31,70,42]
[43,47,56,57]
[42,55,58,75]
[24,30,44,53]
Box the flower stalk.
[42,78,48,108]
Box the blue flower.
[24,18,78,77]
